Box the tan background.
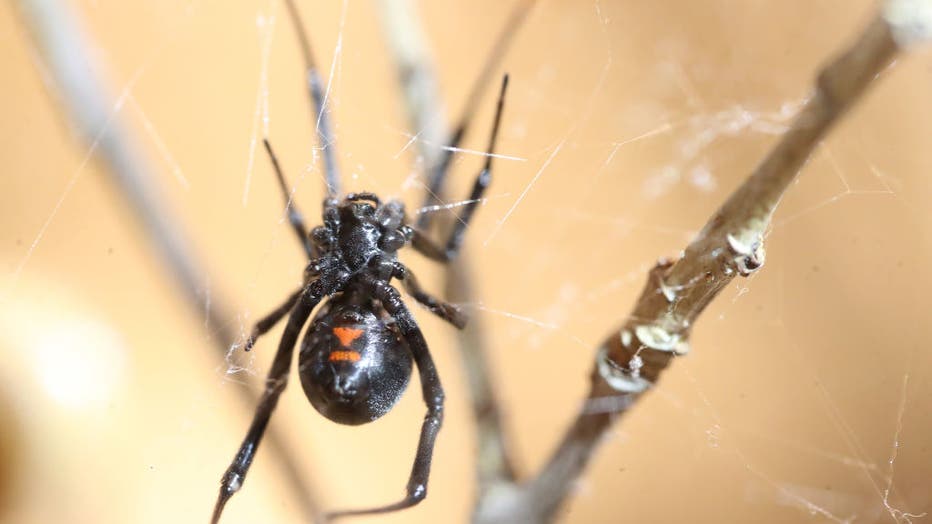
[1,0,931,523]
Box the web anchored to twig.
[462,2,932,523]
[381,1,932,522]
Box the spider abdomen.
[298,298,412,426]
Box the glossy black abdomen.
[298,295,412,425]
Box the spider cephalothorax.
[211,0,527,521]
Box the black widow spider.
[211,1,533,522]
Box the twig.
[12,0,323,520]
[470,2,932,522]
[373,0,449,171]
[374,0,521,497]
[446,256,520,490]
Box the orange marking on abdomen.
[328,350,361,362]
[333,326,364,347]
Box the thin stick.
[374,0,521,495]
[373,0,449,170]
[446,256,520,489]
[475,3,930,522]
[13,1,323,521]
[413,0,536,231]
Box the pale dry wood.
[378,0,929,521]
[475,4,928,523]
[374,0,523,497]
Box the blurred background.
[2,0,931,523]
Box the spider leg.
[416,0,533,230]
[441,75,508,258]
[283,0,341,197]
[326,277,444,519]
[243,287,303,352]
[212,280,327,524]
[411,75,510,262]
[392,261,467,329]
[263,139,316,259]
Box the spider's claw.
[243,335,257,352]
[212,470,244,524]
[325,482,428,521]
[211,488,231,524]
[210,493,228,524]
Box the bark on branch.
[374,0,528,499]
[377,0,931,521]
[474,3,931,522]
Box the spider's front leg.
[212,279,328,524]
[411,75,509,262]
[326,276,445,519]
[262,138,316,259]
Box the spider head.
[336,202,382,269]
[299,304,413,426]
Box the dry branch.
[12,0,323,520]
[472,2,932,523]
[374,0,449,171]
[374,0,525,498]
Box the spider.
[211,1,532,522]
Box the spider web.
[1,1,931,523]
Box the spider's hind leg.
[325,276,445,519]
[212,281,328,524]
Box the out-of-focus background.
[2,1,931,523]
